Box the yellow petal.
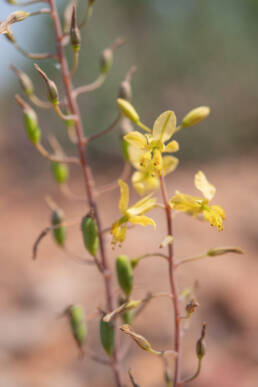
[124,131,148,149]
[194,171,216,201]
[202,205,225,231]
[129,215,156,228]
[165,140,179,153]
[162,156,179,176]
[152,111,177,143]
[127,194,157,216]
[118,179,129,214]
[169,192,203,215]
[111,221,127,245]
[132,171,160,195]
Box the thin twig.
[73,73,106,97]
[97,162,131,196]
[86,114,121,144]
[34,143,79,164]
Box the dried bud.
[100,48,113,73]
[51,208,66,246]
[117,98,140,124]
[4,28,16,43]
[51,162,69,185]
[100,318,114,356]
[15,95,41,144]
[10,64,34,96]
[104,299,140,322]
[67,305,87,349]
[118,81,132,101]
[116,255,134,296]
[181,106,210,128]
[81,214,99,256]
[34,64,59,105]
[70,6,81,52]
[196,322,206,360]
[185,298,199,315]
[207,247,243,257]
[120,325,161,355]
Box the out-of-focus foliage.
[1,0,258,180]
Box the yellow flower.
[169,171,225,231]
[111,180,156,246]
[124,111,179,193]
[128,144,178,195]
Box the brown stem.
[47,1,122,385]
[159,175,181,387]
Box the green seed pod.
[68,305,87,349]
[24,108,41,144]
[100,48,113,73]
[10,65,34,97]
[116,255,133,296]
[51,162,69,184]
[100,318,114,356]
[117,98,140,124]
[118,81,132,102]
[119,296,134,324]
[81,214,99,256]
[51,208,66,246]
[196,337,206,360]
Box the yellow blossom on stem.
[124,110,180,194]
[111,180,156,246]
[169,171,225,231]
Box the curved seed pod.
[100,48,113,73]
[116,255,133,296]
[51,208,66,246]
[100,318,114,356]
[81,214,99,256]
[68,305,87,349]
[51,162,69,184]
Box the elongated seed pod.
[81,214,99,256]
[51,208,66,246]
[100,318,114,356]
[68,305,87,349]
[116,255,133,296]
[51,162,69,184]
[24,108,41,144]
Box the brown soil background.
[1,153,258,387]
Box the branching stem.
[47,1,122,385]
[159,174,181,387]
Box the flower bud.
[51,208,66,246]
[81,214,99,256]
[100,318,114,356]
[117,99,140,124]
[10,65,34,96]
[181,106,210,128]
[207,247,243,257]
[118,81,132,102]
[120,324,161,355]
[34,64,59,105]
[68,305,87,349]
[51,162,69,184]
[70,6,81,52]
[100,48,113,73]
[116,255,133,296]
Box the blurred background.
[1,0,258,386]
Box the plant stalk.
[159,175,181,387]
[47,1,122,385]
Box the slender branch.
[29,94,52,109]
[97,162,131,196]
[73,73,106,97]
[86,115,121,144]
[47,1,122,385]
[70,50,79,77]
[34,143,79,164]
[175,254,207,268]
[159,174,181,387]
[8,0,48,4]
[182,360,202,384]
[54,104,77,121]
[13,42,57,59]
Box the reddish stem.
[47,1,122,385]
[159,175,181,387]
